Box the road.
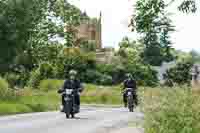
[0,107,143,133]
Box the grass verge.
[0,84,122,115]
[139,86,200,133]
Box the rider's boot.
[124,102,127,108]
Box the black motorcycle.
[60,89,79,118]
[125,88,134,112]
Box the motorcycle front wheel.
[128,96,134,112]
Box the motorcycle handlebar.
[58,88,82,95]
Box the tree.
[167,0,197,13]
[0,0,49,73]
[8,0,87,71]
[163,59,193,85]
[117,37,158,86]
[189,50,200,63]
[131,0,175,66]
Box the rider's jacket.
[123,79,137,90]
[58,79,82,94]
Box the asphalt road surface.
[0,107,143,133]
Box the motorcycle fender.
[64,97,70,101]
[127,92,132,96]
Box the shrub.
[4,73,20,88]
[0,77,9,98]
[97,64,126,84]
[39,62,55,79]
[83,70,113,85]
[28,62,56,88]
[39,79,63,92]
[55,47,96,79]
[28,69,41,88]
[83,70,102,84]
[96,63,158,86]
[98,74,113,85]
[141,86,200,133]
[163,60,193,86]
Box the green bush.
[4,73,20,88]
[96,63,158,86]
[98,74,113,85]
[0,77,20,101]
[54,47,96,79]
[28,62,56,88]
[83,70,102,84]
[39,62,55,78]
[39,79,63,92]
[83,70,113,85]
[141,86,200,133]
[28,69,41,88]
[163,60,193,86]
[97,64,126,84]
[0,77,9,98]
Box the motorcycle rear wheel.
[128,96,134,112]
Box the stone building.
[64,12,116,64]
[64,12,102,49]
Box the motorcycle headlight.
[65,89,73,94]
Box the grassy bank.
[139,86,200,133]
[0,84,122,115]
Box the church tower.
[95,12,102,49]
[65,11,102,50]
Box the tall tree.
[0,0,49,72]
[131,0,175,66]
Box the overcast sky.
[69,0,200,52]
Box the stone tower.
[67,12,102,49]
[96,12,102,49]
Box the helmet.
[69,70,77,76]
[126,73,133,79]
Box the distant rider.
[58,70,84,112]
[122,73,138,107]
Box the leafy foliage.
[131,0,175,66]
[0,0,48,72]
[0,77,9,96]
[178,0,197,13]
[116,37,158,86]
[54,47,96,79]
[163,60,194,85]
[4,73,20,88]
[39,79,63,92]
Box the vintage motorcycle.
[60,89,80,119]
[125,88,134,112]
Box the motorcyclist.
[58,70,84,112]
[122,73,138,107]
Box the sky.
[68,0,200,52]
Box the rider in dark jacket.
[122,73,138,107]
[58,70,83,112]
